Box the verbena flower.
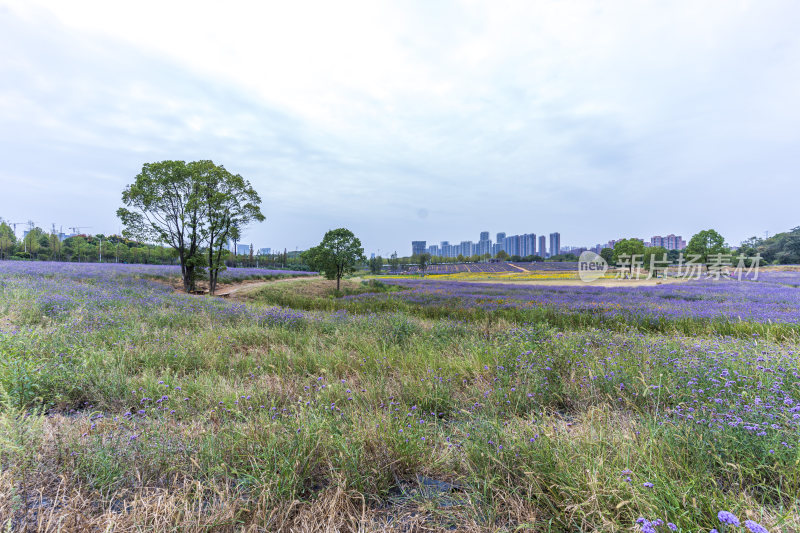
[717,511,740,526]
[744,520,769,533]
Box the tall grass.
[0,269,797,531]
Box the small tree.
[643,246,669,273]
[418,252,431,276]
[388,251,400,272]
[368,255,383,275]
[304,228,365,291]
[0,222,15,260]
[685,229,727,263]
[23,227,44,259]
[496,250,509,261]
[613,239,646,272]
[599,247,614,265]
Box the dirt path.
[215,275,321,298]
[508,264,529,272]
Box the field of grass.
[378,271,583,282]
[1,262,798,532]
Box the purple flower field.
[1,260,799,530]
[404,261,579,274]
[350,273,800,324]
[0,260,313,282]
[0,260,306,330]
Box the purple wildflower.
[744,520,769,533]
[717,511,740,526]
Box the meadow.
[1,261,798,532]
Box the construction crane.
[6,221,25,236]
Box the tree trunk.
[336,275,340,291]
[184,264,196,293]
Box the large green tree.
[117,160,264,293]
[303,228,365,291]
[118,161,203,292]
[685,229,727,263]
[193,161,264,295]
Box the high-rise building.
[523,234,536,257]
[503,236,517,256]
[440,241,454,258]
[407,231,563,260]
[549,232,561,257]
[477,231,492,257]
[495,232,506,254]
[649,234,686,250]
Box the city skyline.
[3,221,770,260]
[410,230,561,259]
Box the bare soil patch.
[153,275,320,297]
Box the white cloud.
[1,0,799,252]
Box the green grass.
[247,278,800,343]
[0,274,798,531]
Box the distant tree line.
[596,227,800,271]
[738,227,800,264]
[0,222,177,264]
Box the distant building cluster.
[230,243,273,256]
[649,234,687,250]
[594,234,686,252]
[412,231,561,259]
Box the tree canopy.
[613,239,645,264]
[739,227,800,264]
[417,253,431,276]
[117,160,264,293]
[685,229,727,263]
[368,255,383,275]
[0,222,16,260]
[599,247,614,265]
[642,246,669,274]
[303,228,365,290]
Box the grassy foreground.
[0,274,798,531]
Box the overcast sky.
[1,1,798,255]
